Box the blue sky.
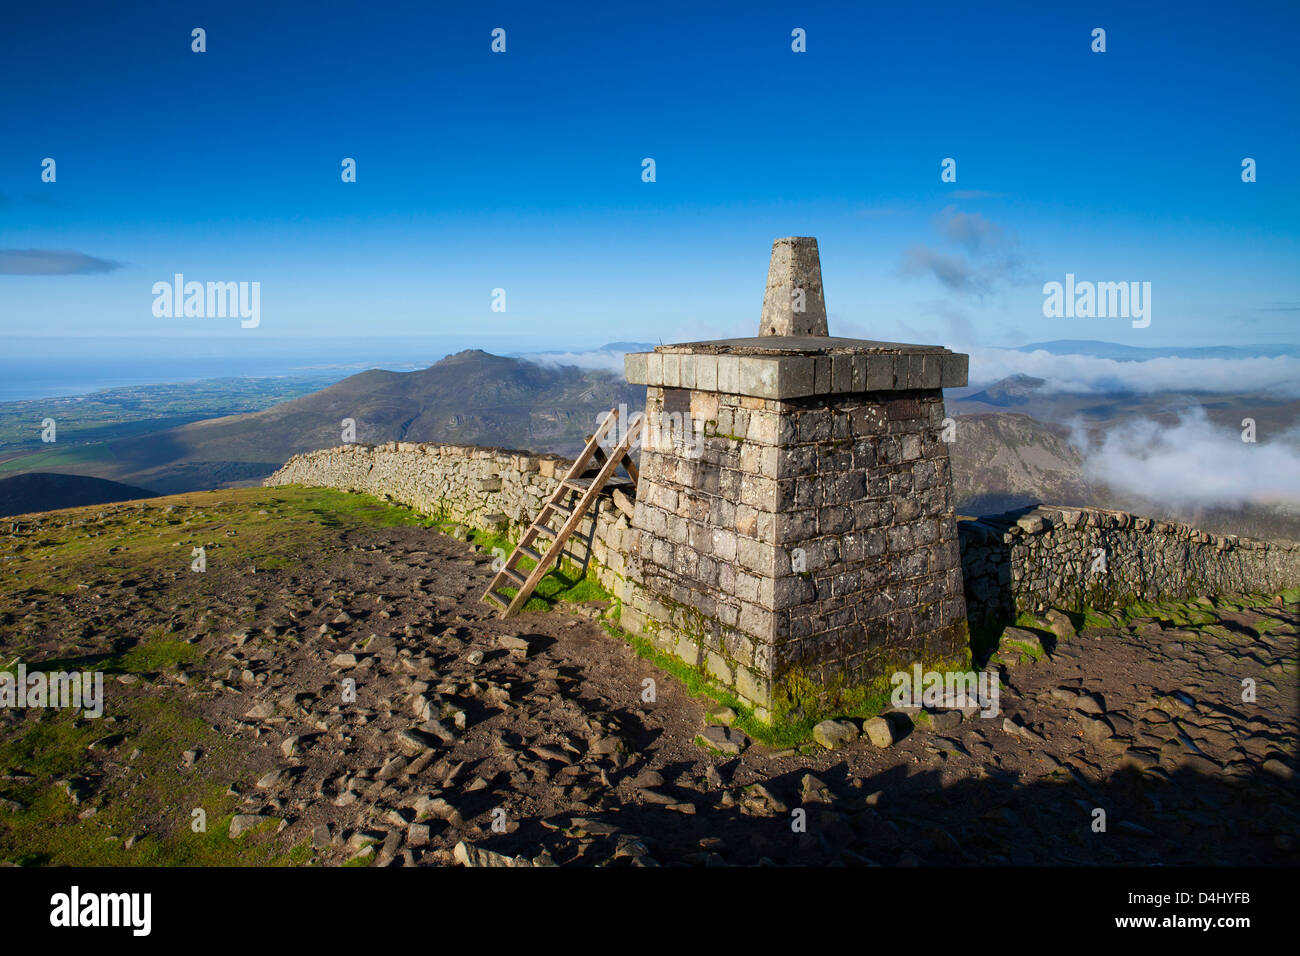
[2,0,1297,351]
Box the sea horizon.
[0,334,588,402]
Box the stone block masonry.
[618,383,969,721]
[760,236,828,337]
[265,442,1300,699]
[618,237,973,721]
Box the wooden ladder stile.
[482,407,642,618]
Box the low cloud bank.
[1072,407,1300,510]
[522,348,630,373]
[525,344,1300,399]
[968,347,1300,398]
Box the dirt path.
[1,489,1296,866]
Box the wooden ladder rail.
[482,408,641,618]
[587,426,640,488]
[562,492,602,577]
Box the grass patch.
[1115,598,1219,628]
[1003,639,1044,662]
[1,486,440,600]
[112,640,202,674]
[1250,616,1291,635]
[0,697,310,866]
[1081,606,1117,630]
[0,487,396,866]
[462,526,611,612]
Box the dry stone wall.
[960,505,1300,624]
[264,441,634,597]
[266,442,1300,645]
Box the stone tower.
[759,236,827,337]
[619,237,970,723]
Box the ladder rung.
[488,404,641,619]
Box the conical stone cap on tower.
[759,236,828,337]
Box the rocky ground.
[0,487,1296,866]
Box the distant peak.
[970,374,1046,406]
[437,348,504,364]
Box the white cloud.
[967,347,1300,398]
[1072,407,1300,509]
[520,348,630,373]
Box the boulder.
[812,719,859,750]
[863,716,896,748]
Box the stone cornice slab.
[625,338,969,399]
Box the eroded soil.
[1,487,1296,866]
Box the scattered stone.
[862,716,896,748]
[395,729,439,755]
[800,774,832,804]
[255,769,286,790]
[639,788,678,805]
[707,705,737,727]
[8,483,1293,870]
[742,783,788,815]
[630,769,665,789]
[1074,692,1106,715]
[812,719,859,750]
[1044,609,1077,642]
[420,797,465,827]
[926,709,963,732]
[312,824,332,848]
[454,841,550,867]
[348,845,375,864]
[497,635,531,657]
[1002,717,1044,742]
[1076,715,1114,744]
[1262,758,1294,781]
[347,830,384,852]
[697,725,749,755]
